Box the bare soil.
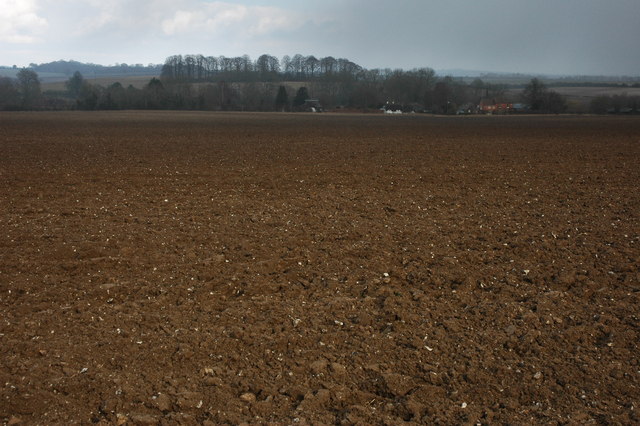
[1,112,639,424]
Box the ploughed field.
[1,112,639,424]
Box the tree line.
[156,54,513,113]
[4,53,637,114]
[160,54,363,83]
[0,69,43,110]
[0,56,503,113]
[589,93,640,114]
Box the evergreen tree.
[275,85,289,111]
[293,86,309,108]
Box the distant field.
[506,86,640,111]
[508,86,640,98]
[0,68,68,81]
[42,74,158,91]
[0,69,17,78]
[550,86,640,98]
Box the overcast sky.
[2,0,639,75]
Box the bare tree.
[522,78,566,113]
[281,55,292,79]
[320,56,337,77]
[0,77,20,110]
[291,54,304,79]
[305,56,319,78]
[17,68,41,109]
[522,78,546,111]
[256,54,279,80]
[65,71,85,98]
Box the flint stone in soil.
[239,392,256,402]
[129,414,158,425]
[99,283,118,290]
[203,376,224,386]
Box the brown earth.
[1,111,639,425]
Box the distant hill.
[435,69,640,86]
[0,60,161,82]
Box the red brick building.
[480,99,513,114]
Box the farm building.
[303,99,323,112]
[480,99,513,114]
